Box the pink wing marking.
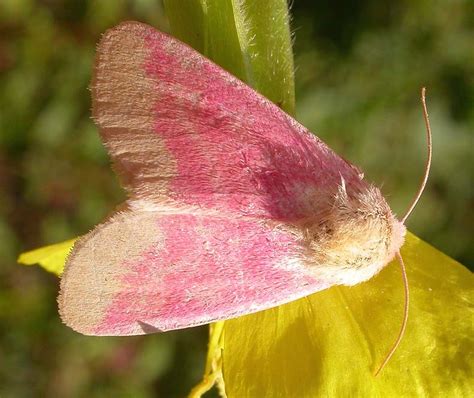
[94,213,323,336]
[93,22,365,221]
[144,27,364,220]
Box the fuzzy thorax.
[302,183,406,286]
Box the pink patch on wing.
[96,214,322,334]
[142,31,363,221]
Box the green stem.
[163,0,295,116]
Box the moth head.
[303,183,406,286]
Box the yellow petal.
[18,238,77,275]
[219,232,473,397]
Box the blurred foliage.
[0,0,472,396]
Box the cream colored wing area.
[58,210,165,335]
[92,22,176,199]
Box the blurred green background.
[0,0,472,396]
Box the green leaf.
[221,232,474,397]
[18,238,76,275]
[164,0,295,115]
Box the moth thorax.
[304,184,406,286]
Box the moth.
[60,22,428,340]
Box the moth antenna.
[374,88,428,375]
[401,87,433,224]
[374,251,409,377]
